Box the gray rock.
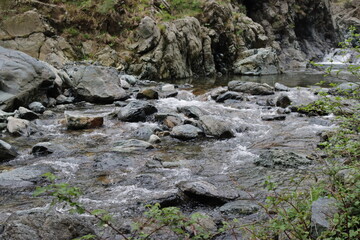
[199,115,235,139]
[233,48,281,75]
[0,164,54,189]
[255,149,311,169]
[155,113,184,128]
[16,107,39,121]
[56,94,74,104]
[332,82,360,95]
[276,94,292,108]
[136,88,159,100]
[7,117,36,136]
[311,197,338,238]
[177,106,208,120]
[0,122,6,130]
[118,100,157,122]
[219,200,260,215]
[149,134,161,144]
[132,126,156,140]
[0,140,18,162]
[65,111,105,130]
[28,102,46,113]
[136,16,161,54]
[161,84,175,92]
[210,87,228,100]
[120,79,131,89]
[177,181,237,206]
[112,139,154,153]
[216,91,244,103]
[261,115,286,121]
[120,74,137,85]
[0,109,14,122]
[31,142,63,157]
[0,46,56,111]
[228,81,274,95]
[275,82,291,91]
[170,124,203,140]
[64,64,129,103]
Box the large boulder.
[7,117,36,136]
[0,46,57,111]
[228,80,274,95]
[233,48,281,75]
[199,115,235,139]
[0,140,18,162]
[64,64,129,103]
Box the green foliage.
[64,27,80,37]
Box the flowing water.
[0,72,341,236]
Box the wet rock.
[219,200,260,215]
[7,117,36,136]
[228,81,274,95]
[199,115,235,139]
[0,46,56,111]
[311,197,338,238]
[0,140,18,162]
[64,64,129,103]
[132,125,159,140]
[136,88,159,100]
[31,142,62,156]
[161,84,175,92]
[114,101,128,107]
[120,79,131,89]
[216,91,244,103]
[0,164,54,189]
[261,115,286,121]
[233,48,281,75]
[0,110,14,122]
[28,102,46,114]
[118,100,157,122]
[163,115,183,128]
[0,122,6,130]
[149,134,161,144]
[112,139,154,153]
[210,87,228,100]
[276,94,292,108]
[1,209,95,240]
[65,111,104,130]
[255,149,311,169]
[15,107,39,121]
[177,106,208,120]
[177,181,236,206]
[275,82,291,91]
[120,74,137,85]
[170,124,203,140]
[331,82,360,95]
[56,94,74,104]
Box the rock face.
[129,16,216,79]
[64,64,129,103]
[0,47,57,111]
[233,48,281,75]
[65,111,105,130]
[0,140,18,162]
[0,10,75,68]
[112,139,154,153]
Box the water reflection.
[157,71,358,91]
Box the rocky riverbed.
[0,46,350,239]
